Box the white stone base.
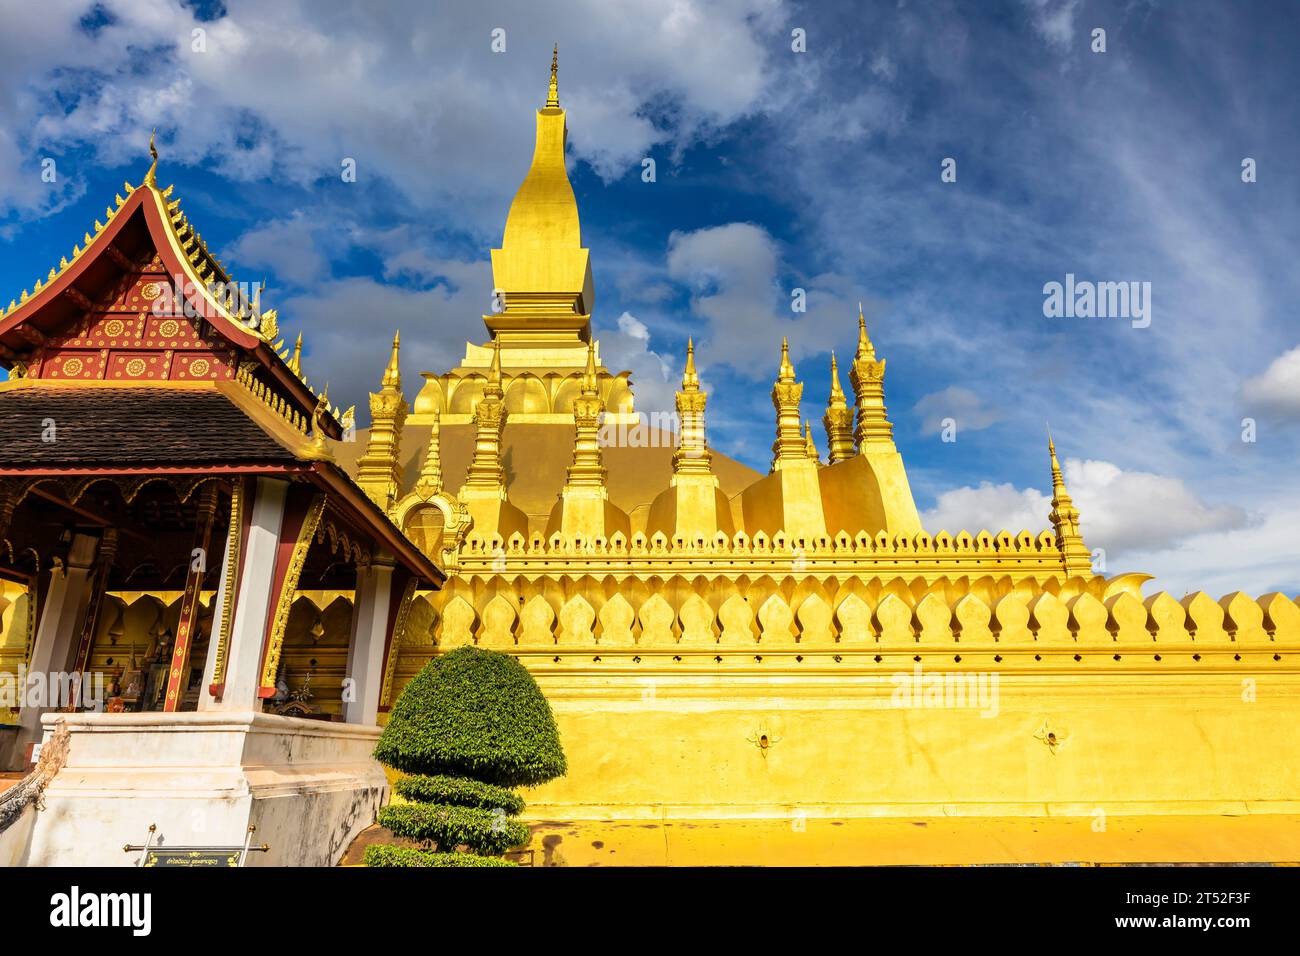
[24,711,387,867]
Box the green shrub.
[364,845,516,868]
[374,646,566,787]
[394,774,526,815]
[377,803,530,856]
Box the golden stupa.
[323,53,1300,863]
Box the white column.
[343,555,396,726]
[203,477,287,712]
[15,533,99,752]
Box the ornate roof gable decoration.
[0,131,351,441]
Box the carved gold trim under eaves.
[379,577,419,709]
[260,494,326,689]
[210,478,245,689]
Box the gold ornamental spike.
[84,232,92,246]
[47,268,56,282]
[161,184,174,198]
[33,279,42,292]
[115,193,125,206]
[546,44,560,108]
[143,129,159,187]
[94,219,104,232]
[60,256,68,269]
[105,206,114,220]
[123,181,135,193]
[682,338,700,392]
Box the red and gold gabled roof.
[0,140,350,439]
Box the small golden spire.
[382,331,401,389]
[823,351,855,464]
[804,420,819,461]
[1045,428,1091,575]
[546,44,560,108]
[144,129,159,188]
[415,410,443,498]
[289,332,303,376]
[771,337,805,469]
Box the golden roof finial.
[144,129,159,188]
[289,332,303,376]
[546,44,560,108]
[382,331,401,389]
[779,336,795,382]
[682,338,700,392]
[804,420,819,461]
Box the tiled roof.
[0,387,298,465]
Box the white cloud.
[0,0,788,219]
[1021,0,1082,50]
[597,311,676,418]
[224,212,329,286]
[665,222,860,374]
[912,386,1002,435]
[1241,345,1300,419]
[921,458,1246,554]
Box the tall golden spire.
[488,49,593,345]
[355,330,409,513]
[771,337,805,471]
[673,338,712,476]
[849,305,895,450]
[546,44,560,108]
[464,340,508,490]
[823,351,855,464]
[563,340,607,489]
[1046,430,1092,575]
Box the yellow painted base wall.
[516,670,1300,821]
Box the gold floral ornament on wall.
[1034,719,1070,754]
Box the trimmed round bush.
[377,803,530,856]
[374,646,566,787]
[364,845,516,868]
[394,774,526,815]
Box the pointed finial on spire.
[382,331,401,388]
[144,129,159,187]
[829,351,845,402]
[682,337,700,391]
[778,336,795,382]
[855,303,875,361]
[1047,423,1066,493]
[804,420,819,461]
[582,338,598,394]
[289,331,303,376]
[546,44,560,108]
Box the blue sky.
[2,0,1298,595]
